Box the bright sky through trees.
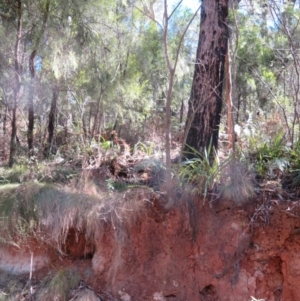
[183,0,201,11]
[170,0,201,11]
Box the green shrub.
[180,145,228,202]
[251,133,288,176]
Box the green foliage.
[0,183,42,245]
[3,165,30,183]
[100,139,113,151]
[180,145,226,202]
[282,142,300,192]
[0,184,19,215]
[234,3,288,123]
[133,141,154,156]
[0,163,78,185]
[289,141,300,166]
[0,176,9,185]
[1,0,299,212]
[243,133,300,196]
[0,0,198,169]
[106,178,128,192]
[251,133,288,176]
[287,169,300,190]
[261,67,276,86]
[0,183,60,243]
[180,142,256,204]
[35,269,80,301]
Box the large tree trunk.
[9,0,22,167]
[183,0,228,161]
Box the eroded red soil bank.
[2,197,300,301]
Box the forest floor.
[1,144,300,301]
[0,159,300,301]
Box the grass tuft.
[0,177,156,256]
[35,268,80,301]
[219,161,255,204]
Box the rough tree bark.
[183,0,229,161]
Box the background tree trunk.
[225,40,234,150]
[27,49,36,154]
[27,0,50,154]
[91,93,103,140]
[9,0,22,167]
[1,93,8,160]
[44,83,59,158]
[183,0,228,161]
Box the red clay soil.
[2,196,300,301]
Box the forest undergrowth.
[0,113,300,301]
[1,113,300,245]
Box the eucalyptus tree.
[23,0,85,158]
[41,0,90,157]
[34,0,137,157]
[0,0,72,163]
[0,2,16,160]
[0,0,25,167]
[0,0,201,168]
[69,0,151,142]
[38,0,154,157]
[232,1,300,145]
[183,0,229,161]
[268,1,300,145]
